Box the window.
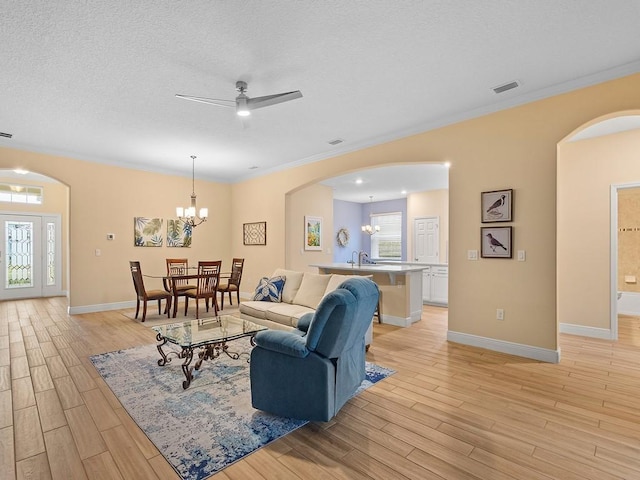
[0,183,43,204]
[370,212,402,259]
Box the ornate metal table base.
[156,332,255,389]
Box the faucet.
[358,251,368,267]
[350,250,358,266]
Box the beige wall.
[618,188,640,294]
[232,73,640,352]
[285,183,334,274]
[0,174,69,291]
[558,127,640,329]
[407,188,449,263]
[0,148,231,309]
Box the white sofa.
[239,268,374,346]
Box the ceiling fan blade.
[246,91,303,110]
[175,94,235,108]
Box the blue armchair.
[250,277,379,421]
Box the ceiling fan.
[176,81,302,117]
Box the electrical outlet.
[496,308,504,320]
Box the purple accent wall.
[333,197,408,262]
[332,199,362,262]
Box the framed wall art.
[481,188,513,223]
[243,221,267,245]
[481,226,512,258]
[166,219,192,247]
[134,217,163,247]
[304,215,323,251]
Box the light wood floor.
[2,298,640,479]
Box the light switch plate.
[467,250,478,260]
[517,250,526,261]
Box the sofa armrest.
[296,312,314,333]
[254,330,310,358]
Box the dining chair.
[166,258,195,318]
[129,261,172,322]
[183,260,222,319]
[218,258,245,310]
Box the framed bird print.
[481,189,513,222]
[481,226,512,258]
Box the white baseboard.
[447,330,560,363]
[68,300,136,315]
[617,291,640,316]
[380,313,413,327]
[559,323,614,340]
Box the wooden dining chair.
[183,261,222,319]
[166,258,195,318]
[129,261,172,322]
[218,258,245,310]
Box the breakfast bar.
[310,263,426,327]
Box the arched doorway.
[0,169,69,300]
[557,112,640,340]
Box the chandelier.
[361,196,380,235]
[361,224,380,235]
[176,155,208,228]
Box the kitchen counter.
[310,262,427,273]
[376,260,448,267]
[310,263,426,327]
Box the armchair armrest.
[296,312,314,334]
[254,330,310,358]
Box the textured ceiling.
[1,1,640,202]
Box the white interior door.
[0,214,61,300]
[414,217,439,263]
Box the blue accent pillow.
[253,276,286,302]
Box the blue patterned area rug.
[90,342,394,480]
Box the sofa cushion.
[239,300,272,319]
[272,269,304,303]
[323,274,356,296]
[292,273,332,309]
[265,304,315,328]
[252,275,286,302]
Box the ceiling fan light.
[236,96,250,116]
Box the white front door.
[0,214,62,300]
[414,217,439,263]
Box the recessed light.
[443,162,451,168]
[355,178,363,185]
[13,169,28,175]
[401,190,407,195]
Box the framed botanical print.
[134,217,163,247]
[166,219,192,247]
[481,189,513,223]
[304,215,322,251]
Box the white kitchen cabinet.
[422,267,431,302]
[423,265,448,306]
[429,266,448,305]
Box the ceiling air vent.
[0,132,12,138]
[492,81,519,94]
[328,138,344,146]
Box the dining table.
[144,267,230,318]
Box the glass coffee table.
[152,315,267,389]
